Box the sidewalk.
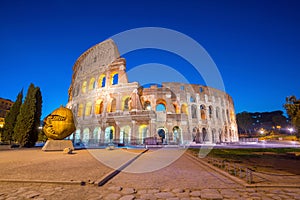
[0,148,300,199]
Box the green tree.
[236,111,253,134]
[284,96,300,137]
[14,84,42,147]
[1,90,23,144]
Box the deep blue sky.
[0,0,299,119]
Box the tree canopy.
[14,84,42,147]
[284,96,300,137]
[1,89,23,143]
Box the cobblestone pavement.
[1,182,300,200]
[0,149,300,199]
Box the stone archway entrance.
[157,128,166,144]
[172,126,182,144]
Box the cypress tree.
[2,89,23,144]
[14,83,42,147]
[30,87,42,146]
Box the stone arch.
[157,127,167,144]
[120,125,131,144]
[193,127,200,143]
[74,129,81,144]
[108,98,117,113]
[85,102,92,116]
[202,128,208,142]
[190,96,195,103]
[92,127,101,145]
[95,99,104,114]
[156,99,167,111]
[105,126,115,143]
[191,104,197,119]
[226,109,230,123]
[88,77,96,90]
[209,106,213,119]
[200,105,206,120]
[172,126,182,144]
[139,124,148,144]
[216,107,220,120]
[82,81,87,93]
[122,96,131,111]
[181,103,188,114]
[98,74,106,88]
[78,103,84,117]
[111,72,119,85]
[222,109,226,123]
[144,101,151,110]
[230,109,235,122]
[173,103,180,114]
[218,129,223,143]
[82,128,90,146]
[212,128,217,143]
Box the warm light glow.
[288,128,294,133]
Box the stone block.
[42,140,74,151]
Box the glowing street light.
[259,129,264,135]
[288,127,294,134]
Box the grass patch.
[188,148,300,160]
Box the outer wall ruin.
[66,39,238,146]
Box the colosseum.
[66,39,238,146]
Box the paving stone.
[147,189,160,194]
[108,186,123,192]
[139,193,157,200]
[190,190,201,197]
[119,195,135,200]
[200,189,223,200]
[271,196,282,200]
[122,188,136,194]
[172,188,185,193]
[175,191,190,198]
[137,189,147,195]
[155,192,175,199]
[22,191,41,199]
[103,193,121,200]
[5,197,18,200]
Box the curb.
[0,179,84,185]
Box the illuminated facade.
[67,39,238,146]
[0,98,14,128]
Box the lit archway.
[139,125,148,144]
[82,81,87,93]
[111,72,118,85]
[156,99,166,111]
[122,96,130,111]
[95,99,104,114]
[172,126,182,144]
[144,101,151,110]
[89,78,96,90]
[85,102,92,116]
[82,128,90,146]
[105,126,115,143]
[98,74,106,88]
[120,125,131,144]
[181,103,188,114]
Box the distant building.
[66,39,238,146]
[0,98,14,128]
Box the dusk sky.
[0,0,299,119]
